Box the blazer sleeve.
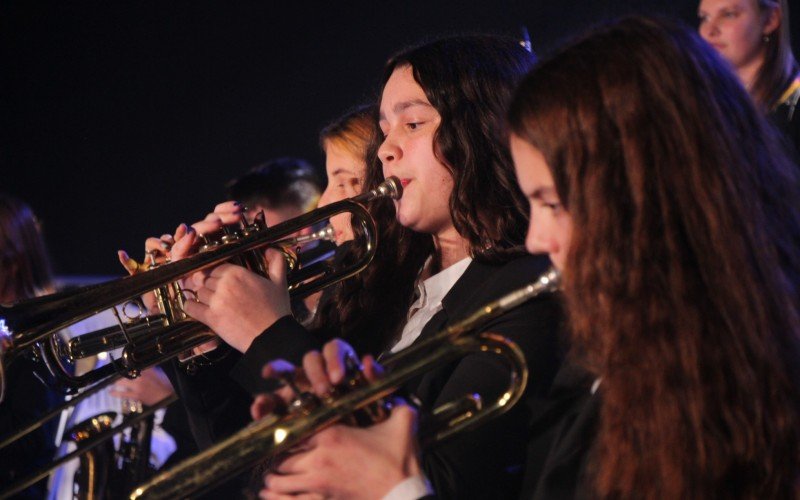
[417,293,564,500]
[165,313,330,451]
[163,351,253,450]
[229,314,325,395]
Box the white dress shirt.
[381,475,433,500]
[390,257,472,353]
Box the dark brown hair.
[0,195,54,302]
[753,0,799,109]
[316,35,536,354]
[509,16,800,498]
[225,158,323,213]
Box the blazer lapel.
[414,260,498,343]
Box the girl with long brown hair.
[255,15,800,500]
[508,15,800,499]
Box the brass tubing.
[0,393,179,500]
[129,268,560,499]
[0,176,400,358]
[67,316,169,360]
[0,177,401,400]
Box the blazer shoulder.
[444,254,553,316]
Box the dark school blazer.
[168,254,565,499]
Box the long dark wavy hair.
[508,16,800,499]
[0,194,54,303]
[315,35,536,355]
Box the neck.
[432,226,470,271]
[736,56,764,95]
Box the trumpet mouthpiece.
[380,176,403,200]
[353,176,403,203]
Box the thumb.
[264,247,288,286]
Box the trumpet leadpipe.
[276,225,335,247]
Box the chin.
[394,209,412,226]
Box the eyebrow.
[698,2,736,13]
[531,187,558,198]
[330,168,357,177]
[379,99,433,121]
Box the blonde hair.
[319,105,374,160]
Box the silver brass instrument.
[0,177,402,401]
[129,268,561,499]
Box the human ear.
[762,4,781,36]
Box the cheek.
[555,222,572,257]
[330,213,354,244]
[330,212,346,227]
[344,183,360,199]
[524,208,551,255]
[729,18,763,49]
[429,164,455,200]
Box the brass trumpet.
[0,177,402,402]
[63,224,337,364]
[129,267,561,500]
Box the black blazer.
[233,254,564,499]
[169,254,565,499]
[521,363,598,500]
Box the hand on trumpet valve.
[253,339,423,500]
[117,227,191,314]
[182,247,291,353]
[117,230,179,275]
[250,338,384,420]
[168,201,246,261]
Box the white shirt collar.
[412,256,472,314]
[391,256,472,353]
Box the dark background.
[3,1,798,278]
